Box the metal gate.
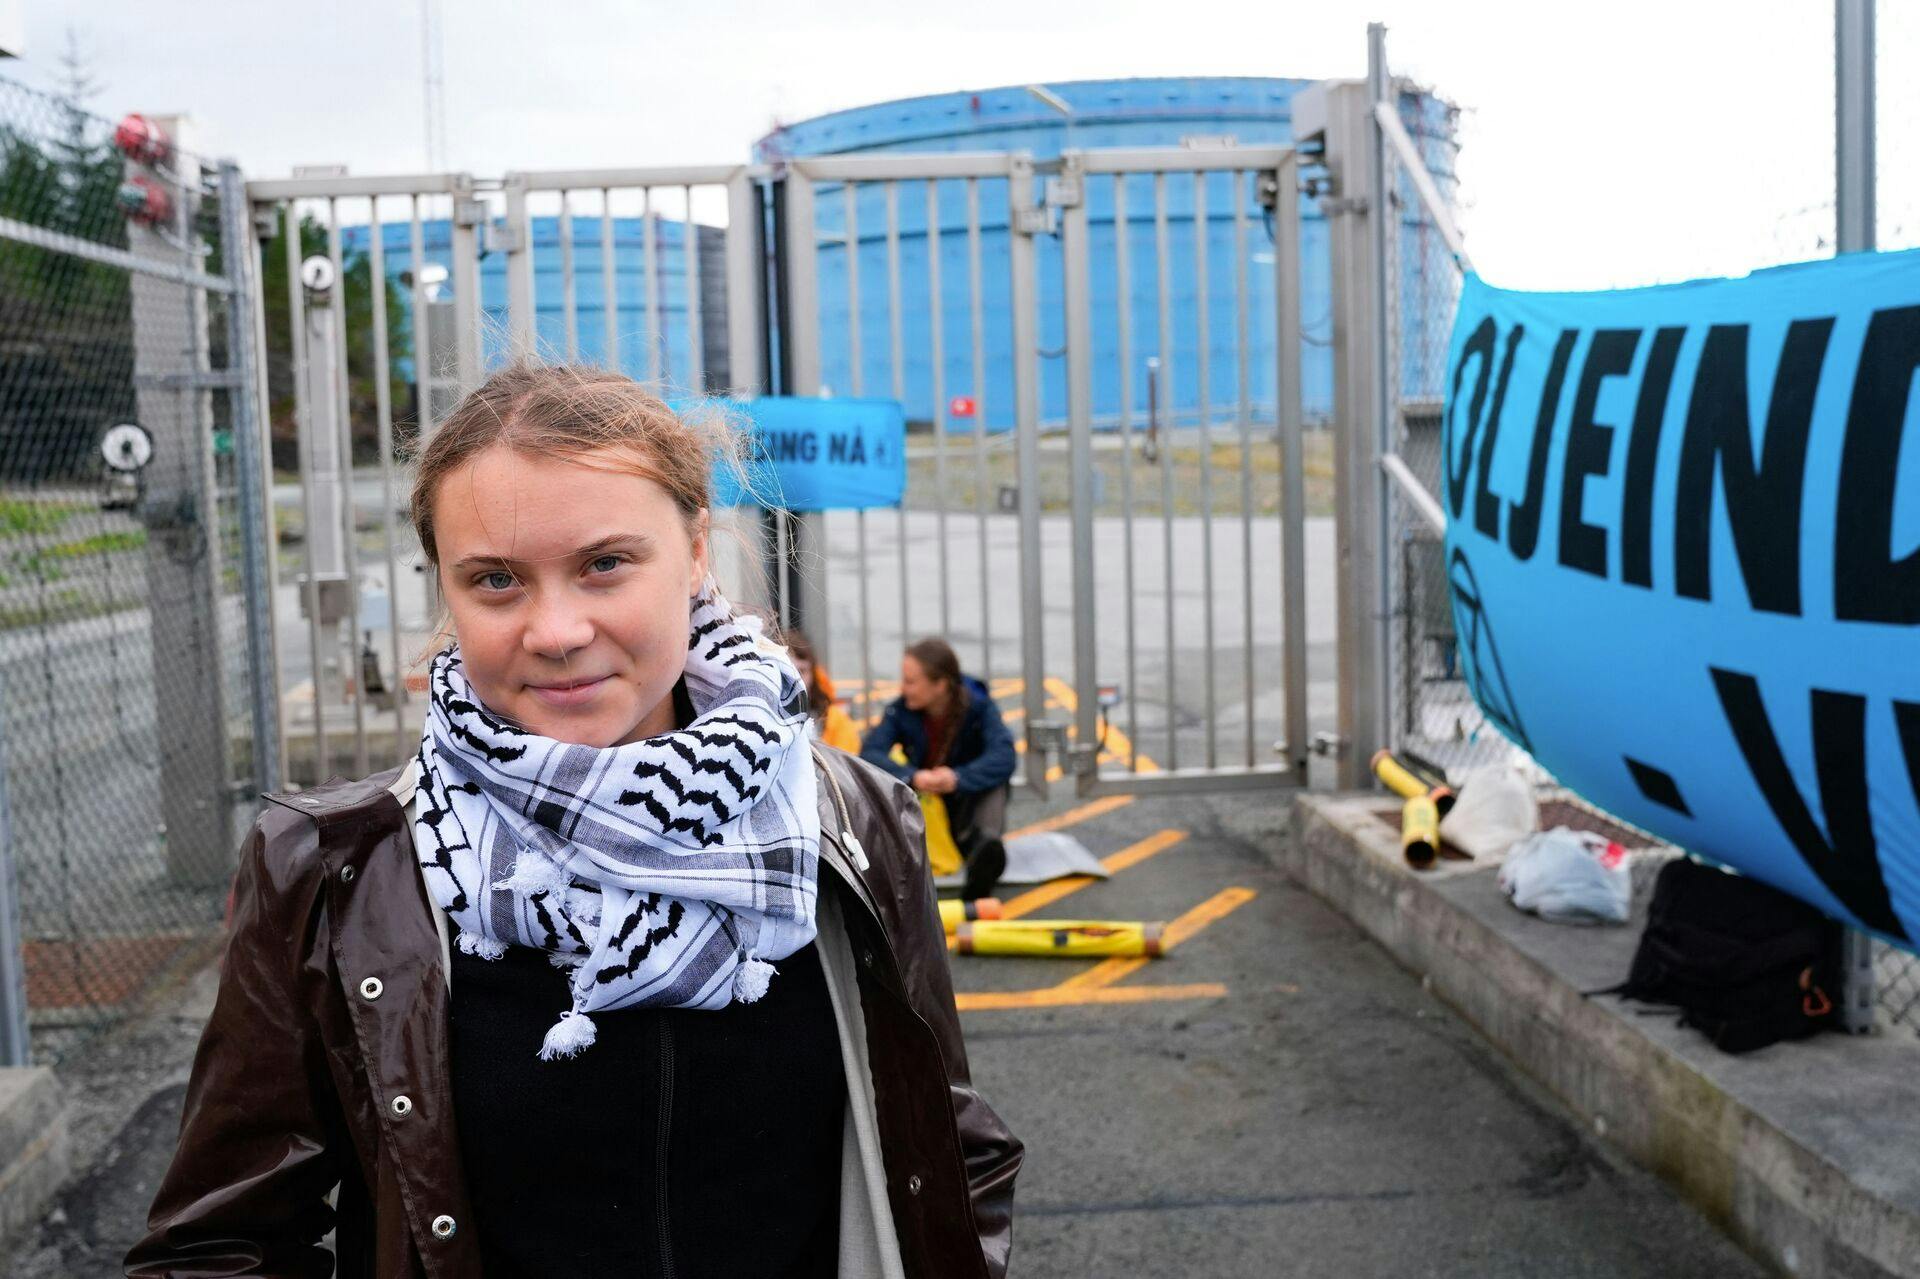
[777,145,1311,799]
[244,143,1314,802]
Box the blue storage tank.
[340,214,718,391]
[758,76,1459,432]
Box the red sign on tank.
[949,396,977,419]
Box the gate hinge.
[1045,171,1083,210]
[1318,195,1369,218]
[1067,743,1100,777]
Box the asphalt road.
[3,768,1764,1278]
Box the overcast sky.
[6,0,1913,289]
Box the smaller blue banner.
[712,397,907,511]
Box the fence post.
[128,116,237,883]
[1319,78,1390,790]
[1834,0,1878,1034]
[774,167,831,660]
[0,662,29,1065]
[218,163,280,809]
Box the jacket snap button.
[907,1174,923,1195]
[359,977,383,1001]
[862,949,875,968]
[431,1214,456,1240]
[391,1095,412,1117]
[339,865,356,884]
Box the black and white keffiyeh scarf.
[412,582,820,1060]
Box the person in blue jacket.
[862,637,1015,899]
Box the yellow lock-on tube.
[953,919,1166,958]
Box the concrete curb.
[1286,792,1920,1279]
[0,1067,69,1254]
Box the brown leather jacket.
[125,748,1021,1278]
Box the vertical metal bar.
[1113,173,1139,771]
[0,671,29,1064]
[781,171,828,660]
[845,183,873,722]
[1060,155,1099,795]
[967,178,992,688]
[249,194,289,789]
[1836,0,1877,254]
[886,181,909,649]
[287,204,327,781]
[366,197,407,760]
[326,204,370,778]
[926,179,951,637]
[503,175,535,360]
[1835,0,1879,1045]
[1154,173,1177,772]
[684,185,704,392]
[1235,171,1256,768]
[724,172,765,394]
[449,177,482,390]
[1008,157,1049,796]
[219,165,281,797]
[409,198,433,434]
[1369,26,1395,780]
[1276,154,1309,785]
[559,190,579,360]
[643,188,662,383]
[601,191,619,372]
[1194,170,1217,771]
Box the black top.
[450,941,845,1279]
[448,680,845,1278]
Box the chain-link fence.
[0,72,271,1063]
[1377,79,1538,789]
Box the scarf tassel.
[455,929,508,961]
[538,1009,599,1061]
[733,955,777,1003]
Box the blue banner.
[1440,249,1920,946]
[712,397,906,511]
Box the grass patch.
[0,498,82,538]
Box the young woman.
[786,628,861,754]
[860,639,1015,901]
[126,366,1020,1279]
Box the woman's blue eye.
[589,554,624,574]
[479,570,515,591]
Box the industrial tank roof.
[753,76,1318,162]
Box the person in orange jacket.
[786,629,860,753]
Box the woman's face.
[433,443,709,747]
[900,655,940,712]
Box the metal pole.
[1060,154,1100,793]
[503,174,536,360]
[1008,156,1051,796]
[1836,0,1876,255]
[1276,153,1309,785]
[1324,75,1389,789]
[0,661,30,1064]
[1366,24,1395,779]
[220,164,282,800]
[1836,0,1878,1036]
[780,169,830,664]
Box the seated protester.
[785,628,860,754]
[862,638,1015,899]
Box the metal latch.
[1012,205,1057,237]
[1027,718,1069,757]
[1067,743,1100,777]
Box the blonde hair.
[409,362,742,567]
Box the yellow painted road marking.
[998,829,1186,920]
[1058,886,1258,990]
[1006,793,1134,839]
[954,982,1227,1012]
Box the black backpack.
[1607,857,1843,1054]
